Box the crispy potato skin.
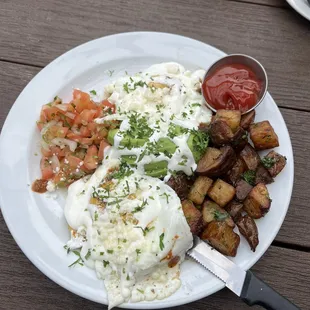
[215,110,241,132]
[244,183,271,218]
[209,119,234,146]
[236,215,259,252]
[208,179,236,207]
[181,200,203,235]
[225,200,243,221]
[202,200,235,228]
[201,221,240,257]
[240,144,261,171]
[235,179,253,202]
[197,146,236,177]
[265,151,287,177]
[240,110,255,130]
[188,176,213,205]
[249,121,279,150]
[225,157,247,186]
[231,127,248,152]
[255,164,274,185]
[166,173,193,201]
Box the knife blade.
[187,236,300,310]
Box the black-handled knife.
[187,236,300,310]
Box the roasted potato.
[262,151,287,178]
[255,164,274,185]
[244,183,271,218]
[240,110,255,130]
[188,176,213,205]
[167,173,193,200]
[197,146,236,177]
[181,200,203,235]
[240,144,261,171]
[235,179,253,202]
[201,221,240,257]
[225,200,243,221]
[208,179,236,207]
[236,215,259,252]
[214,109,241,132]
[249,121,279,150]
[225,157,247,186]
[231,127,248,152]
[202,200,235,228]
[209,119,234,146]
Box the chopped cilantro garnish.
[132,199,148,213]
[159,233,165,251]
[136,249,141,255]
[90,90,97,95]
[242,170,256,186]
[137,289,144,294]
[85,249,92,260]
[261,157,276,169]
[214,210,228,221]
[107,249,114,254]
[103,260,109,267]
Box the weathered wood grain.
[0,0,309,110]
[0,215,306,309]
[0,60,309,247]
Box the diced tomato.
[80,126,91,137]
[100,100,116,114]
[79,109,97,124]
[73,89,91,113]
[83,145,98,170]
[41,147,53,157]
[42,107,60,122]
[40,157,54,180]
[66,154,83,169]
[80,137,94,145]
[49,126,69,138]
[87,122,97,132]
[37,122,45,131]
[98,140,110,161]
[50,146,67,158]
[66,131,83,143]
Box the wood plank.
[0,60,310,247]
[0,0,309,111]
[0,215,306,309]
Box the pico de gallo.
[32,89,118,193]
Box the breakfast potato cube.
[225,200,243,221]
[215,110,241,132]
[202,200,234,228]
[244,183,271,218]
[166,173,194,201]
[249,121,279,150]
[235,179,253,202]
[236,215,259,252]
[225,157,247,186]
[255,164,273,185]
[208,179,236,207]
[263,151,287,178]
[188,176,213,205]
[201,221,240,257]
[209,119,234,146]
[231,127,248,152]
[240,144,261,171]
[240,110,255,130]
[181,200,203,235]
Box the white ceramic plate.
[287,0,310,21]
[0,32,294,309]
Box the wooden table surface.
[1,0,310,309]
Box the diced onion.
[51,138,77,152]
[65,112,76,120]
[51,155,60,171]
[40,120,58,150]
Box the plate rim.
[286,0,310,22]
[0,31,294,309]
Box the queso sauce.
[202,64,262,113]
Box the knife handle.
[240,271,300,310]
